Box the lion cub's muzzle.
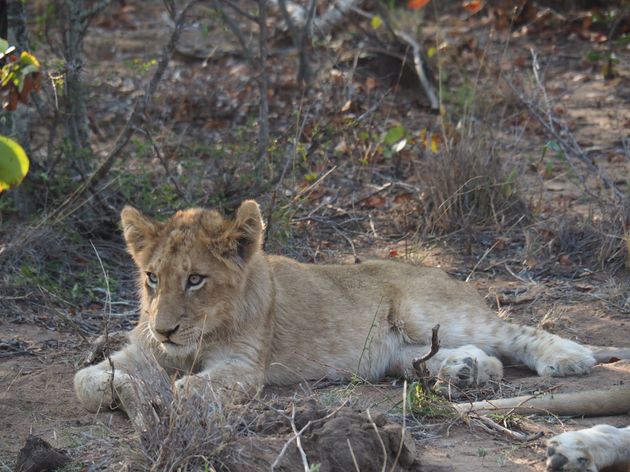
[153,323,180,343]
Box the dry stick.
[389,380,408,472]
[471,414,543,442]
[48,0,198,223]
[289,405,311,472]
[270,401,348,471]
[346,439,361,472]
[89,241,116,409]
[366,408,388,472]
[137,126,190,204]
[394,30,439,111]
[412,324,440,374]
[370,1,438,112]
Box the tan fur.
[75,200,600,413]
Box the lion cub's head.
[120,200,265,357]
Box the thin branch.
[412,324,440,373]
[389,380,408,472]
[137,126,190,204]
[79,0,111,22]
[271,401,348,471]
[471,414,544,442]
[220,0,258,22]
[347,439,361,472]
[366,408,388,472]
[89,241,116,409]
[257,0,270,162]
[289,405,311,472]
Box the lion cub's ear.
[231,200,264,262]
[120,206,159,262]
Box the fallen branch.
[471,414,544,442]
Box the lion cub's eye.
[146,272,158,288]
[186,273,206,289]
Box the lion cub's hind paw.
[437,345,503,388]
[546,436,596,472]
[536,342,596,377]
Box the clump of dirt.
[15,435,71,472]
[223,399,422,472]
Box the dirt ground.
[2,0,630,470]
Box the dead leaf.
[364,195,386,208]
[558,255,573,266]
[407,0,431,10]
[393,192,414,205]
[463,0,483,14]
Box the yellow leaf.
[371,15,383,29]
[427,47,437,59]
[430,133,441,153]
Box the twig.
[220,0,258,22]
[271,401,348,471]
[412,324,440,373]
[347,439,361,472]
[90,240,116,409]
[366,408,388,472]
[389,380,407,472]
[289,405,311,472]
[256,0,270,163]
[394,30,439,111]
[471,414,544,442]
[137,126,190,203]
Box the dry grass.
[417,137,528,235]
[122,357,237,472]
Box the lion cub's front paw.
[437,345,503,387]
[175,375,209,395]
[536,341,595,377]
[546,432,597,472]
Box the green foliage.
[124,58,158,75]
[0,136,29,191]
[406,382,454,418]
[382,124,408,157]
[0,39,41,192]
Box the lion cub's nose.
[155,324,180,340]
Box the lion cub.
[75,200,596,412]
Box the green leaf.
[0,38,9,53]
[586,51,603,62]
[371,15,383,29]
[0,135,30,192]
[383,125,406,146]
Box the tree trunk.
[62,0,94,177]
